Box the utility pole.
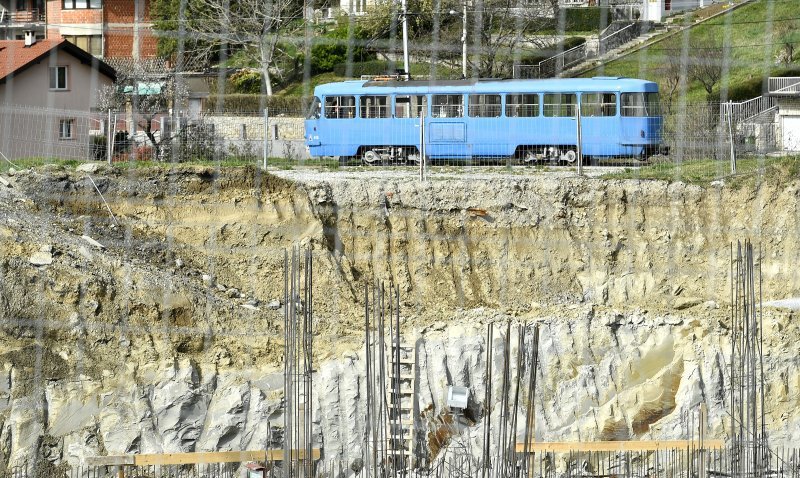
[576,100,583,176]
[461,3,467,78]
[401,0,410,78]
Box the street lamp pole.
[401,0,410,77]
[461,3,467,78]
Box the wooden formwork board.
[88,449,321,467]
[515,440,725,453]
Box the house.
[639,0,707,22]
[0,35,117,159]
[769,77,800,152]
[1,0,157,58]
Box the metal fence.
[0,105,310,165]
[0,100,795,182]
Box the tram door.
[580,92,620,158]
[394,94,427,162]
[428,94,469,158]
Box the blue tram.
[304,77,665,164]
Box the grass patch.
[601,155,800,185]
[0,157,82,173]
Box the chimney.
[23,30,35,47]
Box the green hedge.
[205,94,311,115]
[563,7,609,31]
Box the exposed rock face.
[0,166,799,471]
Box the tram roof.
[313,77,658,96]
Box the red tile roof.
[0,39,65,81]
[0,39,116,82]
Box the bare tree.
[97,63,188,161]
[154,0,303,96]
[689,39,723,101]
[655,50,688,114]
[468,0,550,78]
[774,20,797,64]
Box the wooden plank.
[86,456,134,466]
[515,440,725,453]
[133,449,321,466]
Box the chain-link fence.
[2,98,794,181]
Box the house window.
[59,119,74,139]
[16,0,26,11]
[49,66,68,90]
[468,94,501,117]
[63,35,102,56]
[62,0,101,9]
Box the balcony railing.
[0,9,45,24]
[768,77,800,95]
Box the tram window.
[324,96,356,119]
[360,95,390,118]
[431,94,463,118]
[581,93,617,117]
[543,93,577,117]
[469,94,501,117]
[621,92,661,117]
[505,94,538,117]
[395,95,427,118]
[306,96,321,119]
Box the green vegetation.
[276,62,461,97]
[0,158,82,174]
[562,7,609,33]
[583,0,800,102]
[205,94,310,114]
[520,37,587,66]
[601,156,800,186]
[276,72,345,97]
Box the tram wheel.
[362,150,380,166]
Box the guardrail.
[721,96,777,124]
[769,77,800,95]
[0,8,45,23]
[513,42,589,79]
[599,22,639,55]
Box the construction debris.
[80,235,105,249]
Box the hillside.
[581,0,800,102]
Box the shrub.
[176,122,223,162]
[309,20,376,74]
[135,145,155,161]
[90,135,106,161]
[228,70,263,94]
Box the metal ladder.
[386,340,416,472]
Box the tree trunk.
[143,120,160,161]
[260,42,274,96]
